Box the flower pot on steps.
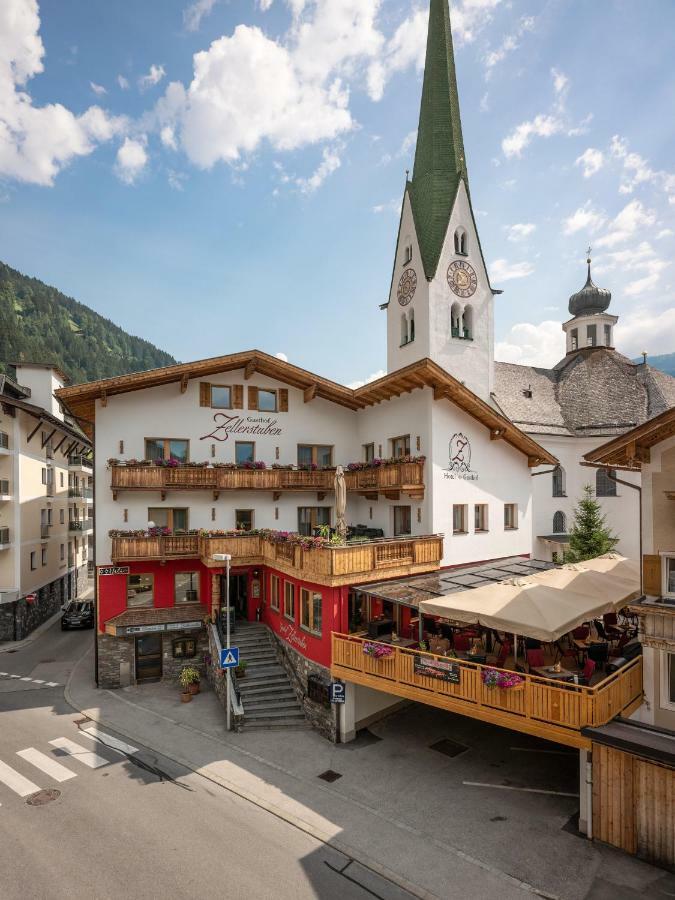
[180,691,192,703]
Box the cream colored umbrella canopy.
[334,465,347,543]
[418,555,640,644]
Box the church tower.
[385,0,497,401]
[562,253,617,354]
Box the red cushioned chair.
[494,641,511,670]
[526,648,545,669]
[578,658,596,686]
[454,634,471,652]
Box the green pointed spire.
[410,0,469,280]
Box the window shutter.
[643,555,661,596]
[199,383,211,407]
[232,385,244,409]
[248,386,259,410]
[279,389,289,412]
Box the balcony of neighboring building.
[68,455,93,472]
[69,519,93,534]
[0,432,11,456]
[0,527,11,550]
[0,480,11,501]
[110,530,444,587]
[68,486,93,502]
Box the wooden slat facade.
[331,634,644,749]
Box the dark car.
[61,600,94,630]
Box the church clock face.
[397,268,417,306]
[447,260,478,299]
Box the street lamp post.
[213,553,232,730]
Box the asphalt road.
[0,620,413,900]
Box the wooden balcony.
[110,532,444,586]
[110,461,425,500]
[331,634,644,750]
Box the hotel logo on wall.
[200,414,283,443]
[444,433,478,481]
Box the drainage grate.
[318,770,343,783]
[26,789,61,806]
[429,738,468,758]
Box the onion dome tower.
[563,251,617,353]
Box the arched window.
[596,468,617,498]
[454,227,467,256]
[553,511,566,534]
[552,465,566,498]
[463,304,474,340]
[401,313,408,346]
[451,301,462,339]
[408,309,415,342]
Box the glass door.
[135,635,163,682]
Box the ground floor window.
[127,574,154,608]
[269,574,280,611]
[175,572,199,604]
[453,504,468,535]
[393,505,411,536]
[474,504,488,532]
[235,509,254,531]
[298,506,331,537]
[300,588,322,636]
[284,581,295,620]
[504,503,518,530]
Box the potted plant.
[179,666,200,700]
[235,661,248,679]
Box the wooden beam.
[64,440,77,456]
[304,384,318,403]
[100,390,107,408]
[490,428,506,441]
[180,374,189,394]
[41,428,56,448]
[26,420,43,444]
[53,434,67,454]
[528,456,544,468]
[244,360,257,380]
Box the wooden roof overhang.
[0,394,91,452]
[56,351,554,466]
[584,406,675,470]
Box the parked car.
[61,600,94,630]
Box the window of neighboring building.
[571,328,578,351]
[453,504,468,535]
[297,445,333,468]
[665,557,675,598]
[41,468,47,485]
[393,505,411,537]
[30,551,36,571]
[210,385,232,409]
[668,654,675,705]
[474,504,488,532]
[148,507,189,532]
[60,472,64,487]
[60,509,65,524]
[60,544,65,562]
[269,575,280,611]
[235,441,255,465]
[298,507,331,537]
[145,439,189,463]
[300,588,322,636]
[257,389,277,412]
[552,465,566,497]
[596,468,617,498]
[390,434,410,458]
[363,443,375,463]
[553,511,567,534]
[235,509,254,531]
[284,581,295,620]
[175,572,200,604]
[504,503,518,530]
[127,574,154,608]
[604,324,612,346]
[41,547,47,566]
[587,324,597,347]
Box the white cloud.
[372,198,401,215]
[160,125,177,150]
[484,16,535,79]
[347,369,386,390]
[379,128,417,166]
[610,134,675,203]
[296,146,341,192]
[506,223,536,242]
[138,64,166,91]
[551,67,568,96]
[167,169,187,190]
[576,148,604,179]
[490,259,535,282]
[615,304,675,358]
[274,351,288,362]
[90,81,107,96]
[260,0,274,10]
[184,0,218,32]
[657,228,673,239]
[502,114,564,158]
[496,321,565,368]
[117,74,130,90]
[0,0,125,186]
[115,136,148,184]
[562,202,606,236]
[594,199,657,249]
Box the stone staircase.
[234,623,308,730]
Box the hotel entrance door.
[135,634,162,682]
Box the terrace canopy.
[418,555,640,644]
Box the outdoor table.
[530,665,577,683]
[453,651,488,664]
[573,637,605,666]
[379,636,418,649]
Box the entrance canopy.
[417,555,640,643]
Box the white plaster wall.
[641,432,675,556]
[530,434,641,562]
[13,366,65,420]
[430,400,533,567]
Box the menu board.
[414,656,461,684]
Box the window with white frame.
[659,651,675,711]
[666,556,675,598]
[504,503,518,530]
[453,504,468,534]
[474,504,488,532]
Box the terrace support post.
[418,615,424,645]
[578,749,592,838]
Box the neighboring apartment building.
[0,364,92,641]
[583,408,675,869]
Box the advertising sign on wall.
[443,433,478,482]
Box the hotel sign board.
[99,566,131,576]
[414,656,461,684]
[122,620,203,637]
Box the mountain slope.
[637,353,675,378]
[0,261,177,384]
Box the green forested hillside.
[0,261,177,384]
[639,353,675,377]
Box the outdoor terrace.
[110,531,444,587]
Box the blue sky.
[1,0,674,385]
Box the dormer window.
[454,227,468,256]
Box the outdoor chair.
[453,634,471,652]
[493,641,511,669]
[572,625,590,642]
[526,649,545,669]
[578,658,596,686]
[554,640,577,665]
[602,613,624,641]
[587,642,609,670]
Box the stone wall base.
[270,631,337,742]
[0,568,88,642]
[98,629,208,689]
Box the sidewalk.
[66,650,672,900]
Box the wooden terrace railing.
[110,533,444,586]
[331,634,644,749]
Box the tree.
[564,484,619,562]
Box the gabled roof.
[55,349,555,466]
[584,405,675,470]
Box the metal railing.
[69,456,93,469]
[40,523,50,539]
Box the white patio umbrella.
[334,465,347,543]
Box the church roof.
[410,0,468,281]
[494,349,675,438]
[568,258,612,318]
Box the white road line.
[32,680,45,684]
[17,748,76,783]
[20,677,32,682]
[0,759,41,797]
[9,675,20,679]
[463,781,579,798]
[48,737,108,769]
[45,682,59,687]
[80,726,138,756]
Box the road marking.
[0,673,59,687]
[17,748,76,783]
[0,759,41,797]
[80,726,138,756]
[9,675,20,679]
[463,781,579,798]
[20,677,32,682]
[32,680,45,684]
[48,737,108,769]
[45,682,59,687]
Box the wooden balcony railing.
[331,634,644,750]
[110,532,444,586]
[110,461,425,498]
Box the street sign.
[329,681,345,704]
[219,647,240,669]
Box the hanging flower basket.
[481,668,525,690]
[363,642,395,660]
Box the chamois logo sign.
[445,433,478,481]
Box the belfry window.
[401,314,409,346]
[604,324,611,346]
[587,324,597,347]
[409,309,415,342]
[552,466,566,498]
[570,328,578,351]
[463,305,473,340]
[451,302,462,339]
[403,243,413,265]
[454,228,468,256]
